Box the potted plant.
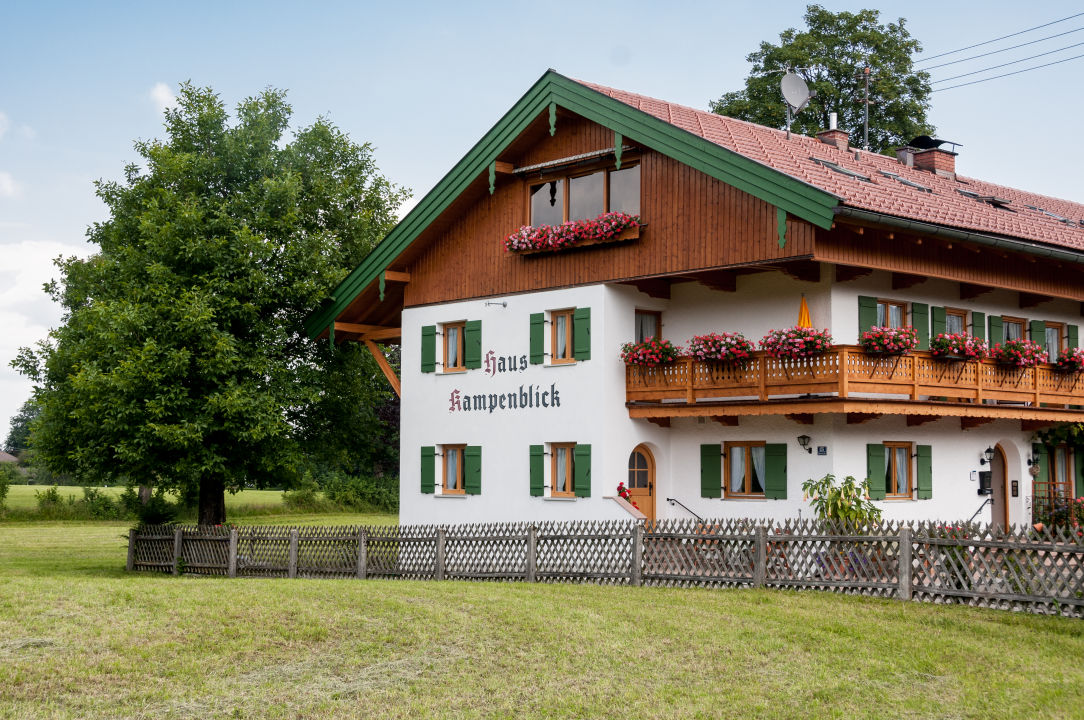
[991,338,1047,368]
[620,337,681,367]
[759,326,833,360]
[860,325,918,355]
[504,211,641,253]
[929,332,989,362]
[1054,346,1084,373]
[686,331,754,364]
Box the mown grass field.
[4,484,287,513]
[1,517,1083,719]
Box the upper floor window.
[1045,322,1064,360]
[1003,316,1025,341]
[529,164,640,226]
[877,299,906,328]
[635,310,661,343]
[444,321,465,372]
[945,308,967,335]
[551,309,575,364]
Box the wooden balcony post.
[686,357,695,404]
[839,347,849,398]
[976,359,984,403]
[758,356,767,401]
[1034,367,1041,406]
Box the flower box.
[620,337,681,367]
[687,332,754,364]
[860,325,917,356]
[759,326,833,360]
[1055,347,1084,373]
[929,333,988,362]
[505,212,642,254]
[991,338,1047,368]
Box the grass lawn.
[4,484,288,513]
[1,518,1082,718]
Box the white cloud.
[0,171,22,198]
[19,125,35,141]
[0,112,8,141]
[150,82,177,114]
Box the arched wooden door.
[627,445,656,523]
[990,444,1009,529]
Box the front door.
[627,445,656,523]
[991,445,1009,529]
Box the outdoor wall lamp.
[979,446,995,465]
[796,435,812,454]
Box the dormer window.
[529,164,639,225]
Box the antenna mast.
[859,66,873,151]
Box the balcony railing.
[626,345,1084,407]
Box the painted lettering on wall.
[449,384,561,413]
[483,350,528,377]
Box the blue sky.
[3,0,1084,435]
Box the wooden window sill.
[435,493,467,499]
[544,496,577,502]
[723,496,767,501]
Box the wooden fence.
[128,518,1084,617]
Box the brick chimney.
[911,147,957,180]
[816,128,849,152]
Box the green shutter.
[858,296,877,335]
[1029,320,1046,345]
[916,445,932,500]
[866,443,886,500]
[421,325,436,373]
[1033,443,1049,486]
[529,313,545,364]
[1075,448,1084,498]
[912,302,929,350]
[931,306,946,339]
[420,446,435,494]
[464,445,481,495]
[573,307,591,361]
[1068,324,1079,350]
[764,444,787,499]
[529,445,544,497]
[700,444,721,499]
[989,316,1003,346]
[971,311,986,341]
[573,444,591,498]
[464,320,482,369]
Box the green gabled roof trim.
[305,70,840,338]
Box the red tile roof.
[579,80,1084,252]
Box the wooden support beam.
[645,417,670,428]
[334,322,397,335]
[1021,419,1058,432]
[621,278,671,299]
[891,272,925,290]
[694,270,738,292]
[906,415,939,427]
[846,413,881,424]
[364,339,401,398]
[960,282,992,300]
[960,417,993,430]
[493,161,514,175]
[383,270,411,283]
[834,265,872,283]
[785,413,814,425]
[711,415,739,426]
[1019,292,1051,309]
[360,326,402,342]
[780,261,820,283]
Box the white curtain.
[556,315,567,358]
[556,448,567,493]
[446,449,458,490]
[751,446,766,494]
[729,446,745,493]
[894,447,909,494]
[447,327,459,367]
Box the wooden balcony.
[626,346,1084,424]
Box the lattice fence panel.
[767,519,901,598]
[364,524,438,580]
[536,520,635,584]
[131,524,176,572]
[445,522,528,581]
[237,527,291,578]
[643,518,755,587]
[296,526,363,579]
[179,525,230,576]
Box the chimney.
[910,147,957,180]
[896,147,915,167]
[816,127,849,153]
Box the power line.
[931,40,1084,83]
[915,12,1084,63]
[932,52,1084,91]
[922,26,1084,71]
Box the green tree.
[711,4,933,154]
[14,84,408,524]
[4,399,38,456]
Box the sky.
[3,0,1084,439]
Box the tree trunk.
[197,475,227,526]
[138,485,152,505]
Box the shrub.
[620,337,681,367]
[860,325,917,354]
[802,474,882,527]
[0,463,16,509]
[686,332,754,363]
[991,338,1047,368]
[323,473,398,513]
[929,332,988,361]
[136,489,179,525]
[759,326,833,360]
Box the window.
[551,309,575,364]
[883,442,913,498]
[1003,316,1025,341]
[528,164,640,225]
[946,308,967,335]
[1045,322,1064,360]
[725,442,766,497]
[634,310,661,343]
[876,299,906,328]
[442,445,465,494]
[443,321,465,372]
[551,443,576,497]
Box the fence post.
[525,525,537,583]
[227,527,238,578]
[434,527,446,581]
[288,529,299,579]
[898,526,913,601]
[172,526,183,576]
[356,528,368,580]
[753,526,767,587]
[630,522,644,587]
[126,528,137,572]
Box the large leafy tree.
[711,4,934,154]
[14,84,408,524]
[4,399,37,456]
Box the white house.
[306,71,1084,529]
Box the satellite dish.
[781,73,812,111]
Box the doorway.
[627,445,656,523]
[990,444,1009,529]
